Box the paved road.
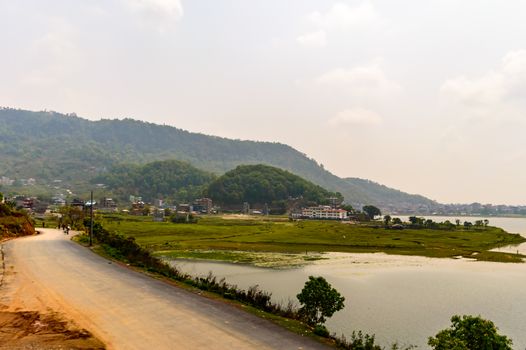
[1,229,330,350]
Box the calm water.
[169,216,526,349]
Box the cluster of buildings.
[128,196,215,217]
[0,176,36,186]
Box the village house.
[193,198,213,214]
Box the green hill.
[0,107,439,211]
[206,164,341,208]
[94,160,216,203]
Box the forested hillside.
[0,108,439,211]
[206,164,341,208]
[94,160,215,203]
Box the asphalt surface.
[2,229,330,350]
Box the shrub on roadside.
[87,221,297,318]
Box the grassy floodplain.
[100,214,526,265]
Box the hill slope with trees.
[94,160,216,203]
[0,108,439,211]
[205,164,341,208]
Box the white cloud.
[308,1,378,31]
[329,108,382,126]
[441,49,526,107]
[20,19,80,88]
[124,0,183,31]
[297,1,379,47]
[316,60,401,96]
[296,30,327,48]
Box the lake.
[169,216,526,349]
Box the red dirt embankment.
[0,204,36,240]
[0,309,105,349]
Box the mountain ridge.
[0,107,439,211]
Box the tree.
[362,205,381,220]
[383,215,391,226]
[408,216,424,226]
[428,315,512,350]
[341,204,354,213]
[142,204,151,216]
[483,219,489,227]
[455,219,461,226]
[443,220,455,230]
[463,221,473,230]
[296,276,345,326]
[392,217,403,225]
[58,205,84,229]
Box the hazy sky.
[2,0,526,205]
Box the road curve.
[1,229,330,350]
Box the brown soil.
[1,232,105,350]
[0,309,105,350]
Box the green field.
[100,214,526,265]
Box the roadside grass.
[100,214,526,264]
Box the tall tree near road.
[296,276,345,326]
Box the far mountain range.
[1,107,524,215]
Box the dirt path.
[1,229,330,350]
[0,233,104,349]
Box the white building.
[301,206,348,220]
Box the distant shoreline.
[395,214,526,219]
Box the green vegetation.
[333,331,412,350]
[58,205,85,229]
[0,108,439,210]
[362,205,381,220]
[206,164,342,209]
[81,220,415,348]
[82,221,316,334]
[156,249,323,268]
[100,214,526,264]
[428,315,512,350]
[94,160,215,203]
[297,276,345,326]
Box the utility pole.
[90,190,94,246]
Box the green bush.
[170,213,198,224]
[313,324,329,337]
[333,331,382,350]
[428,315,512,350]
